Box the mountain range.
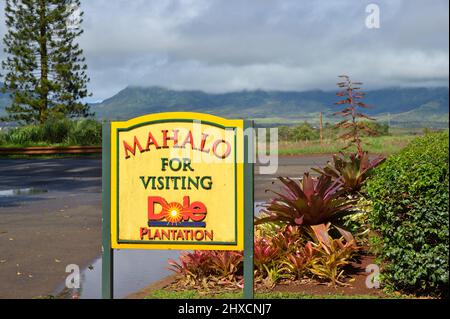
[92,86,449,128]
[1,86,449,128]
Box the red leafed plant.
[313,151,385,193]
[209,251,243,278]
[167,250,244,289]
[167,251,213,279]
[270,225,304,252]
[282,241,315,279]
[310,75,386,193]
[254,237,279,269]
[256,172,356,226]
[167,251,212,281]
[334,75,378,154]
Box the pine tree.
[1,0,91,124]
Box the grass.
[273,135,416,155]
[145,289,408,299]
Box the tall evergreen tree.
[1,0,91,124]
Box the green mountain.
[1,86,448,128]
[93,86,338,120]
[377,100,449,128]
[92,86,448,127]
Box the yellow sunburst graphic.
[164,202,184,224]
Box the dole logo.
[147,196,207,227]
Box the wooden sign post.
[102,112,254,299]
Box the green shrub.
[42,118,73,144]
[6,125,45,145]
[291,122,319,141]
[366,131,449,297]
[277,122,319,141]
[67,119,102,145]
[0,118,101,146]
[360,121,389,136]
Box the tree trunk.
[39,0,48,124]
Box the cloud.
[1,0,449,101]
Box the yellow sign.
[110,112,244,250]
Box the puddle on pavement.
[57,202,265,299]
[57,249,182,299]
[0,188,48,197]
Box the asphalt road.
[0,155,330,298]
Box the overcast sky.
[1,0,449,102]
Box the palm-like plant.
[256,172,356,226]
[313,151,385,193]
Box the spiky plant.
[308,223,359,286]
[313,151,385,193]
[334,75,378,154]
[256,173,356,226]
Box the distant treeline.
[277,121,389,142]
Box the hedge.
[366,131,449,297]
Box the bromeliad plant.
[270,225,305,253]
[254,236,279,273]
[209,251,243,279]
[281,241,315,280]
[253,225,316,287]
[256,172,356,227]
[167,222,360,291]
[320,75,385,193]
[167,170,364,291]
[167,251,213,282]
[313,151,385,193]
[308,223,359,286]
[167,250,243,289]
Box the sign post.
[102,121,113,299]
[102,112,254,298]
[243,120,254,299]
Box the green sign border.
[115,119,239,246]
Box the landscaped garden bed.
[149,131,447,300]
[153,78,449,300]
